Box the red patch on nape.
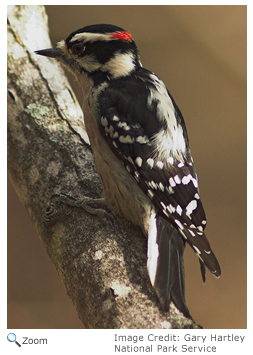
[110,31,133,42]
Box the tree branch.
[7,5,200,329]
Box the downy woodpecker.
[36,24,221,318]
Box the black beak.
[35,47,62,58]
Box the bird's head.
[35,24,141,79]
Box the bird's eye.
[71,43,85,55]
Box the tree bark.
[7,5,200,329]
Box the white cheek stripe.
[102,52,136,78]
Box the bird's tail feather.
[147,215,191,318]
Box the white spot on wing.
[193,245,201,254]
[167,205,172,213]
[101,116,108,126]
[163,210,169,217]
[160,202,167,210]
[181,231,188,240]
[166,186,174,194]
[169,177,176,187]
[175,219,184,229]
[158,182,164,191]
[146,158,154,168]
[182,174,192,185]
[135,157,142,167]
[167,157,174,165]
[156,161,164,169]
[169,204,175,213]
[147,189,154,199]
[136,135,149,144]
[186,200,197,216]
[134,171,140,180]
[174,175,181,184]
[117,121,130,130]
[112,132,119,138]
[105,125,114,134]
[127,156,134,165]
[189,229,196,237]
[191,177,198,188]
[119,135,134,144]
[150,181,157,189]
[176,205,183,215]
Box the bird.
[35,24,221,318]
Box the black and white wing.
[97,69,221,280]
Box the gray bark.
[7,5,200,329]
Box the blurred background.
[8,5,247,329]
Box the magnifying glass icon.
[7,333,21,347]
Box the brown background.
[8,5,247,329]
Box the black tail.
[147,215,191,318]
